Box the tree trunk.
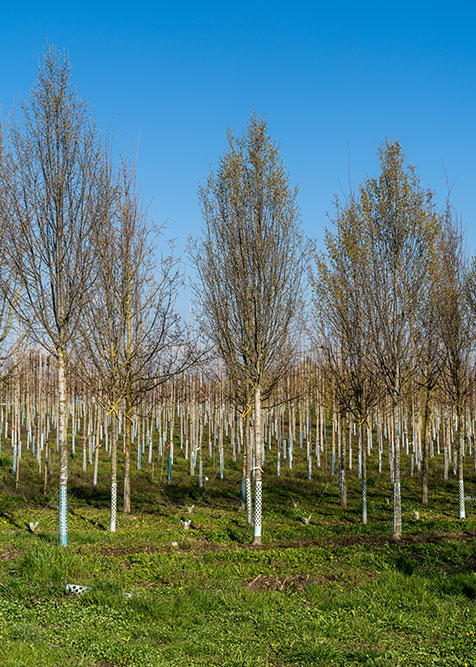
[110,422,118,532]
[339,414,346,508]
[361,422,367,524]
[168,403,175,485]
[457,402,465,519]
[123,393,132,514]
[15,377,20,489]
[392,395,402,539]
[43,440,49,496]
[239,415,247,510]
[331,409,336,474]
[421,389,431,504]
[253,386,262,545]
[245,412,252,524]
[93,411,100,487]
[58,348,68,547]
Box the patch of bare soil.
[280,530,476,549]
[90,538,228,559]
[245,573,313,592]
[0,546,18,561]
[76,528,476,563]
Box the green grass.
[0,442,476,665]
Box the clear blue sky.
[1,1,476,310]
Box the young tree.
[313,196,380,523]
[439,208,474,519]
[2,46,110,546]
[78,159,188,520]
[357,140,440,539]
[413,250,445,505]
[191,113,305,544]
[0,125,31,376]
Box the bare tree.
[1,46,110,546]
[413,248,445,504]
[78,158,190,521]
[190,113,305,544]
[0,125,31,376]
[313,196,380,523]
[356,140,440,539]
[439,207,474,519]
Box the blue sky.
[1,1,475,309]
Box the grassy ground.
[0,446,476,665]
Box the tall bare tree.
[78,158,189,520]
[191,113,305,544]
[439,208,474,519]
[313,196,380,523]
[413,247,445,504]
[357,140,440,539]
[0,125,30,377]
[2,46,110,546]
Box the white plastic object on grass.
[25,521,39,533]
[66,583,89,595]
[66,583,133,598]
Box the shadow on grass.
[68,506,107,531]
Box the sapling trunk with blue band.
[457,404,466,520]
[110,421,118,532]
[58,349,68,547]
[253,386,262,545]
